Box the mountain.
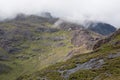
[17,28,120,80]
[0,14,104,80]
[0,13,119,80]
[86,22,116,35]
[55,20,116,35]
[54,20,103,57]
[55,20,84,30]
[40,12,53,19]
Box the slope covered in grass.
[0,14,103,80]
[17,29,120,80]
[0,18,74,80]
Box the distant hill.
[87,22,116,35]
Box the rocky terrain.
[0,13,117,80]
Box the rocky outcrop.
[93,29,120,50]
[55,20,84,31]
[59,52,120,79]
[35,27,59,33]
[0,63,12,74]
[40,12,53,19]
[0,28,33,54]
[93,38,111,50]
[71,29,102,50]
[58,58,104,79]
[108,53,120,59]
[12,13,58,24]
[0,56,9,61]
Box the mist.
[0,0,120,27]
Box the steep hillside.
[0,15,72,80]
[18,29,120,80]
[0,14,103,80]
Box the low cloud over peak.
[0,0,120,27]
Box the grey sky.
[0,0,120,27]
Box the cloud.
[0,0,120,27]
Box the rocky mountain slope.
[17,28,120,80]
[0,13,117,80]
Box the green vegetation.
[17,30,120,80]
[0,16,119,80]
[0,19,79,80]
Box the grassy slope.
[17,31,120,80]
[0,20,89,80]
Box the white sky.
[0,0,120,27]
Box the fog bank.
[0,0,120,27]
